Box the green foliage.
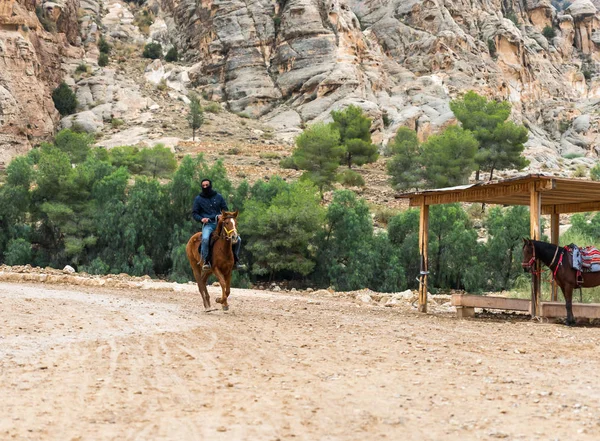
[187,93,204,141]
[279,156,298,170]
[542,26,556,40]
[421,126,478,188]
[52,82,78,116]
[98,53,109,67]
[583,70,592,81]
[506,11,519,25]
[337,169,365,187]
[81,257,110,275]
[483,206,530,291]
[98,36,111,54]
[331,105,378,168]
[138,144,177,179]
[142,42,162,59]
[382,112,391,128]
[240,179,324,278]
[204,102,221,113]
[563,152,583,159]
[165,46,179,62]
[386,127,422,190]
[75,63,88,74]
[292,122,343,195]
[450,91,528,180]
[314,190,404,292]
[487,38,497,58]
[573,165,587,178]
[590,163,600,181]
[4,238,32,265]
[54,129,94,164]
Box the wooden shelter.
[396,174,600,316]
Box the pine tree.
[187,94,204,141]
[331,105,379,168]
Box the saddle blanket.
[569,244,600,273]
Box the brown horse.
[522,239,600,326]
[186,210,239,312]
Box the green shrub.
[111,118,124,128]
[142,42,162,59]
[487,38,497,58]
[542,26,556,40]
[165,46,178,62]
[81,257,110,275]
[573,165,587,178]
[204,102,221,113]
[5,238,32,265]
[583,70,592,80]
[337,169,365,187]
[52,82,78,116]
[98,36,111,54]
[590,164,600,181]
[563,152,583,159]
[98,52,109,67]
[279,156,298,170]
[75,63,88,74]
[506,12,519,25]
[372,206,397,226]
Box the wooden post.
[530,183,542,316]
[550,211,560,302]
[418,201,429,313]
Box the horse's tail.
[186,232,203,264]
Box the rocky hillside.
[1,0,600,180]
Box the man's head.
[201,179,212,196]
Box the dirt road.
[1,281,599,440]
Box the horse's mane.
[531,240,561,266]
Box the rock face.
[158,0,600,165]
[0,0,81,167]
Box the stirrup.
[202,262,211,270]
[233,262,246,271]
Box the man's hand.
[201,218,209,224]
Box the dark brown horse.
[522,239,600,325]
[186,210,239,312]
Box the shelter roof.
[395,174,600,215]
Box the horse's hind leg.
[562,286,576,326]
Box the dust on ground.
[1,281,599,441]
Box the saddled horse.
[186,210,239,312]
[522,238,600,325]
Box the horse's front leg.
[562,285,575,326]
[212,268,230,311]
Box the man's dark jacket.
[192,190,228,223]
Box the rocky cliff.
[0,0,81,166]
[157,0,600,169]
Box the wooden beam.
[542,201,600,215]
[550,212,559,302]
[451,294,531,311]
[539,302,600,319]
[418,201,429,313]
[530,183,542,316]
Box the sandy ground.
[1,281,600,441]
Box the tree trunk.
[193,127,196,141]
[475,168,481,181]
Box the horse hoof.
[215,297,222,304]
[222,305,229,311]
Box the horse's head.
[521,238,535,273]
[220,210,239,244]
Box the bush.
[98,36,111,54]
[563,152,583,159]
[337,169,365,187]
[542,26,556,40]
[98,53,109,67]
[590,164,600,181]
[204,102,221,113]
[165,46,178,62]
[142,42,162,59]
[583,70,592,80]
[111,118,124,128]
[81,257,110,275]
[75,63,88,74]
[5,238,32,265]
[279,156,298,170]
[52,82,78,116]
[573,165,587,178]
[487,38,497,58]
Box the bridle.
[522,242,536,272]
[219,216,239,242]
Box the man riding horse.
[193,179,244,270]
